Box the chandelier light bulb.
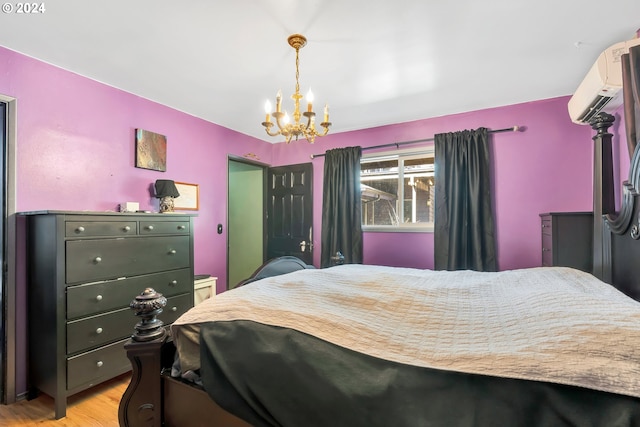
[276,90,282,113]
[306,89,314,112]
[264,100,272,123]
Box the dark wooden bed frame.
[118,114,640,427]
[119,256,315,426]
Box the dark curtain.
[434,128,497,271]
[321,146,363,268]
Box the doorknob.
[300,240,314,252]
[307,227,314,251]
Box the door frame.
[1,94,18,404]
[226,156,268,289]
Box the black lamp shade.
[154,180,180,198]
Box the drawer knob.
[169,249,177,255]
[76,226,85,233]
[147,225,154,231]
[177,225,186,230]
[171,306,177,312]
[94,256,102,263]
[96,295,103,301]
[96,361,103,368]
[542,248,550,252]
[123,225,131,232]
[171,280,178,286]
[96,327,103,334]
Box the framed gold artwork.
[135,129,167,172]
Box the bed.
[118,116,640,427]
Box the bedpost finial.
[129,287,167,342]
[589,112,615,134]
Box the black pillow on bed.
[234,256,315,288]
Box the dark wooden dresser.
[540,212,593,273]
[24,211,195,419]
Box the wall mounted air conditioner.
[568,37,640,124]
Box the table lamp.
[154,180,180,213]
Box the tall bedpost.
[118,288,168,427]
[590,112,615,281]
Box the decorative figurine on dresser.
[23,210,195,419]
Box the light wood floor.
[0,373,130,426]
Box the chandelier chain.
[295,46,300,98]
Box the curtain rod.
[310,125,523,159]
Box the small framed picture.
[174,182,199,210]
[135,129,167,172]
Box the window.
[361,148,435,231]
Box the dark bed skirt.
[199,320,640,427]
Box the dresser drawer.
[158,293,193,325]
[140,220,190,235]
[67,307,133,354]
[66,221,138,237]
[67,292,193,355]
[66,236,191,284]
[67,268,193,320]
[67,338,130,391]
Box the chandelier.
[262,34,331,144]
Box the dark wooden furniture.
[119,287,250,427]
[540,212,593,272]
[119,114,640,427]
[24,211,195,419]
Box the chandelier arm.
[303,112,315,131]
[264,126,282,137]
[319,123,332,136]
[272,113,287,133]
[262,119,279,136]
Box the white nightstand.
[194,276,217,305]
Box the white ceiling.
[0,1,639,142]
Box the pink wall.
[271,97,597,271]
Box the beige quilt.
[171,265,640,398]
